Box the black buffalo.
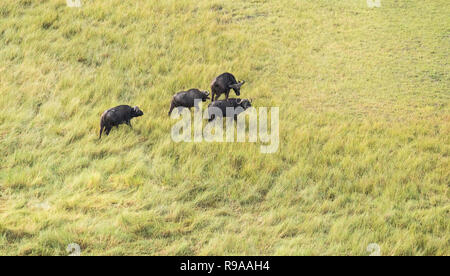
[210,73,245,101]
[99,105,143,139]
[168,89,210,116]
[207,98,252,122]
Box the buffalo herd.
[99,72,251,138]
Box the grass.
[0,0,449,255]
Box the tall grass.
[0,0,448,255]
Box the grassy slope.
[0,0,448,255]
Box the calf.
[168,89,210,116]
[207,98,252,122]
[210,72,245,101]
[99,105,143,139]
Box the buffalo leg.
[126,120,132,128]
[168,102,175,116]
[99,124,104,139]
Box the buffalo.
[99,105,143,139]
[210,73,245,102]
[207,98,252,122]
[168,88,210,116]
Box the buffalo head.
[201,91,210,101]
[237,98,252,110]
[132,106,144,117]
[228,80,245,96]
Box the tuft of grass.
[0,0,449,255]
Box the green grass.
[0,0,449,255]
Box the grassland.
[0,0,448,255]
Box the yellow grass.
[0,0,448,255]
